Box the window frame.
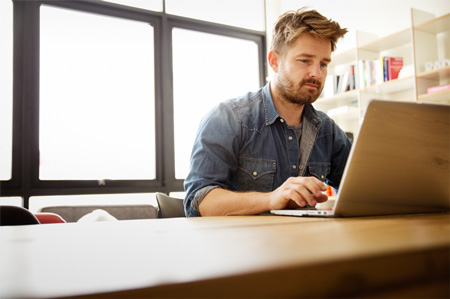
[1,0,267,208]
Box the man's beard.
[277,74,323,106]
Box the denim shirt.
[184,83,351,217]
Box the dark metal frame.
[0,0,267,208]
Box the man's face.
[275,33,331,106]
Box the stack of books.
[321,65,357,98]
[359,57,403,88]
[335,65,356,94]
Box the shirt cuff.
[192,185,221,216]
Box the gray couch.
[38,205,158,222]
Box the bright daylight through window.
[0,0,13,180]
[172,29,261,179]
[39,5,156,180]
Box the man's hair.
[270,7,348,54]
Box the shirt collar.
[303,103,322,128]
[262,83,281,125]
[262,82,321,128]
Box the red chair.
[34,212,66,224]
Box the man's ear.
[268,50,280,73]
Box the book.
[348,65,355,91]
[360,59,380,87]
[387,57,403,81]
[334,74,341,94]
[358,57,404,86]
[427,84,450,94]
[383,57,389,82]
[338,71,349,94]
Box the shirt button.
[288,136,293,141]
[253,171,258,176]
[280,119,285,123]
[299,164,304,169]
[308,140,313,145]
[292,165,297,169]
[321,175,325,180]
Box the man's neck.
[270,85,304,126]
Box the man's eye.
[321,63,328,68]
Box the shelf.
[361,76,415,95]
[358,28,411,52]
[417,66,450,81]
[317,89,358,104]
[419,89,450,104]
[414,13,450,34]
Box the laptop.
[271,100,450,217]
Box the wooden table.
[1,213,449,298]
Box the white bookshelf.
[314,8,450,135]
[413,11,450,104]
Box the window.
[0,0,13,180]
[1,0,266,208]
[39,5,156,180]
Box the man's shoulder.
[224,88,265,109]
[217,88,266,118]
[202,88,267,128]
[216,87,270,130]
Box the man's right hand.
[268,176,328,210]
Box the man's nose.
[308,64,322,79]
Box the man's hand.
[268,176,328,210]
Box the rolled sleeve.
[185,185,220,217]
[183,102,240,217]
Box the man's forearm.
[198,176,328,216]
[198,188,270,216]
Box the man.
[184,8,351,217]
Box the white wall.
[266,0,450,53]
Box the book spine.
[339,71,349,93]
[384,57,389,82]
[349,65,355,90]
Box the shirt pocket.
[307,162,331,182]
[235,157,276,192]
